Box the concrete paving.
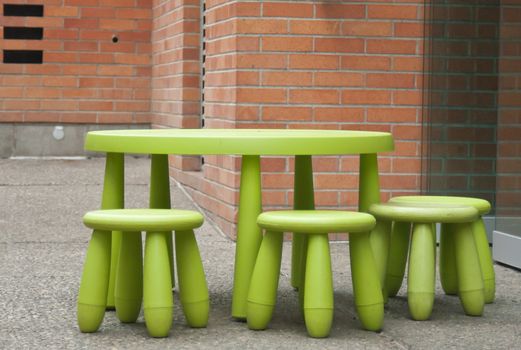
[0,158,520,349]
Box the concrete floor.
[1,158,520,349]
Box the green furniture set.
[77,129,495,338]
[369,196,494,321]
[249,210,383,338]
[79,209,209,337]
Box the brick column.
[151,0,202,171]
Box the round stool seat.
[83,209,204,232]
[369,202,479,224]
[257,210,376,234]
[389,196,491,216]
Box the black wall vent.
[3,4,44,63]
[3,4,44,17]
[4,27,43,40]
[3,50,43,64]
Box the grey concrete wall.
[0,123,150,158]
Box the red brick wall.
[0,0,427,239]
[151,0,201,170]
[174,1,425,238]
[497,0,521,217]
[0,0,152,124]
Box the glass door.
[424,0,521,268]
[492,1,521,268]
[423,0,499,241]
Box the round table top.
[85,129,394,155]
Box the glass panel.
[496,1,521,236]
[425,0,521,238]
[424,0,499,211]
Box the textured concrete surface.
[0,124,149,157]
[1,158,520,349]
[0,124,14,157]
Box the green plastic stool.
[369,203,484,320]
[247,210,381,338]
[387,196,495,304]
[77,209,209,338]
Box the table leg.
[358,153,380,212]
[358,154,388,297]
[150,154,174,288]
[292,155,315,298]
[232,155,262,320]
[102,152,124,310]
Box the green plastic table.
[84,129,394,319]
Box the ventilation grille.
[4,27,43,40]
[3,4,43,17]
[2,4,44,64]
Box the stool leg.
[101,152,124,310]
[247,230,284,330]
[432,223,437,284]
[304,234,333,338]
[232,155,262,320]
[298,236,308,313]
[440,223,458,295]
[369,220,391,303]
[386,221,410,297]
[107,231,122,310]
[115,231,143,323]
[454,223,485,316]
[292,155,315,290]
[408,223,435,321]
[144,231,173,337]
[472,218,495,303]
[291,235,304,290]
[77,230,112,332]
[432,223,437,255]
[349,232,384,331]
[175,230,209,328]
[150,154,175,289]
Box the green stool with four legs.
[77,209,209,337]
[387,196,495,304]
[247,210,382,338]
[369,202,484,320]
